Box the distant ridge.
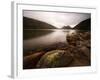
[74,18,91,31]
[62,25,72,29]
[23,17,57,29]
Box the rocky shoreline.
[23,31,91,69]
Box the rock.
[23,51,45,69]
[36,50,73,68]
[67,32,90,46]
[67,46,90,66]
[66,31,91,66]
[79,46,90,60]
[82,32,90,40]
[67,33,79,46]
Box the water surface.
[23,29,76,51]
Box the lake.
[23,29,77,51]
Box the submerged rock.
[36,50,73,68]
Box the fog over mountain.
[23,11,90,28]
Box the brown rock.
[66,31,91,66]
[23,51,45,69]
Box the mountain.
[62,25,72,29]
[23,17,56,29]
[74,18,91,30]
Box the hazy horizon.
[23,10,91,28]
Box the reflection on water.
[23,29,76,50]
[23,29,54,39]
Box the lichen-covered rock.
[36,50,73,68]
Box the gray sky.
[23,10,90,28]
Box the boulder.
[36,50,73,68]
[66,31,91,66]
[23,51,45,69]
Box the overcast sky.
[23,10,90,28]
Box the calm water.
[23,29,76,51]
